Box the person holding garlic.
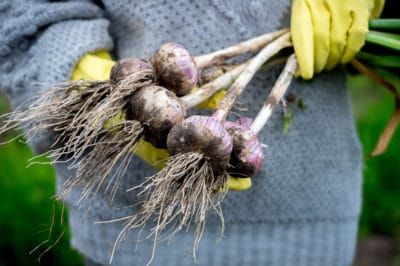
[0,0,384,265]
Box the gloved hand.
[71,51,252,191]
[291,0,385,79]
[367,0,385,19]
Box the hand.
[367,0,385,19]
[71,51,115,81]
[71,51,252,191]
[291,0,378,79]
[191,87,226,109]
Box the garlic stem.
[212,32,292,122]
[180,62,248,109]
[250,54,298,134]
[194,28,289,68]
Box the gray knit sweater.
[0,0,362,265]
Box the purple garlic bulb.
[110,58,151,82]
[153,43,198,96]
[224,118,264,177]
[130,85,185,148]
[167,115,233,176]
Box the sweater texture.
[0,0,362,265]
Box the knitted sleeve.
[0,0,113,152]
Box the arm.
[0,0,113,152]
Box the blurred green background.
[351,76,400,240]
[0,95,84,266]
[0,73,399,265]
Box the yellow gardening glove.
[291,0,384,79]
[191,87,226,109]
[226,177,252,191]
[71,51,115,80]
[367,0,385,19]
[71,51,252,191]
